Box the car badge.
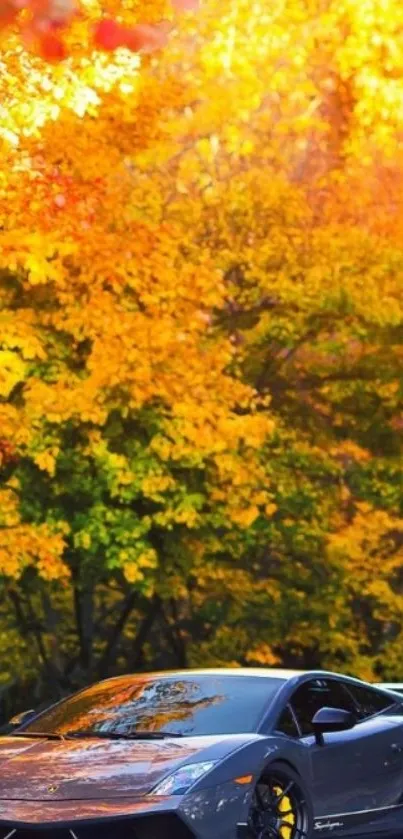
[47,784,59,793]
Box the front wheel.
[246,761,313,839]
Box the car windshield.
[21,674,284,737]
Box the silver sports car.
[1,668,403,839]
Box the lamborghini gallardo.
[1,668,403,839]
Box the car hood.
[0,733,249,801]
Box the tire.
[246,760,313,839]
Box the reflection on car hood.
[0,733,246,801]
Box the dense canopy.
[0,0,402,712]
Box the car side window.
[290,679,356,737]
[346,684,394,720]
[275,705,299,738]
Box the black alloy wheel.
[247,762,312,839]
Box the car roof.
[101,667,351,685]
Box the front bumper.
[0,797,192,839]
[0,795,179,826]
[0,780,251,839]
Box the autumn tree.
[0,0,402,707]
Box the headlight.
[152,761,217,796]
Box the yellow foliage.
[34,448,60,476]
[0,350,26,398]
[0,0,402,622]
[328,508,403,627]
[246,644,281,667]
[228,506,260,529]
[123,548,158,583]
[0,524,69,580]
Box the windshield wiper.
[12,732,66,741]
[65,730,184,740]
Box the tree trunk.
[73,583,94,678]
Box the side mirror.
[8,709,36,729]
[312,706,356,745]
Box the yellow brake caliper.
[273,784,295,839]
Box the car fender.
[180,737,312,839]
[192,733,312,793]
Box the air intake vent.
[0,814,194,839]
[0,832,72,839]
[1,831,82,839]
[0,825,137,839]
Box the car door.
[289,677,402,829]
[345,681,403,814]
[289,677,364,822]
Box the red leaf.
[37,31,67,60]
[0,6,18,29]
[93,18,125,51]
[121,24,148,52]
